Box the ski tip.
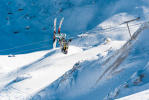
[60,17,64,21]
[54,18,57,21]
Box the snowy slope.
[0,12,130,99]
[0,13,148,100]
[31,21,149,100]
[117,89,149,100]
[0,35,125,99]
[1,0,149,100]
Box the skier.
[60,37,72,54]
[53,17,71,54]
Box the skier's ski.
[58,17,64,34]
[53,18,57,49]
[53,38,57,49]
[54,18,57,34]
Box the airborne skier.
[53,17,71,54]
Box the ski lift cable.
[87,25,140,36]
[67,21,145,40]
[12,45,50,55]
[0,40,50,53]
[100,24,141,33]
[80,22,144,37]
[70,25,141,41]
[105,24,142,32]
[100,26,140,34]
[99,22,144,31]
[10,86,33,99]
[100,17,141,28]
[79,22,144,36]
[99,21,145,34]
[100,22,143,32]
[100,25,139,33]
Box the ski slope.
[31,21,149,100]
[0,13,148,100]
[0,38,125,99]
[117,89,149,100]
[1,0,149,100]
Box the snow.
[117,89,149,100]
[0,50,49,73]
[0,40,124,100]
[1,0,149,100]
[97,13,141,40]
[31,22,149,100]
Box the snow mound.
[67,46,83,55]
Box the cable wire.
[12,45,50,54]
[0,40,50,53]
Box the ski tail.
[53,18,57,48]
[58,17,64,34]
[53,38,57,49]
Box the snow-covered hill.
[30,22,149,100]
[117,89,149,100]
[0,0,149,100]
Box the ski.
[53,18,57,49]
[53,38,57,49]
[54,18,57,34]
[58,17,64,34]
